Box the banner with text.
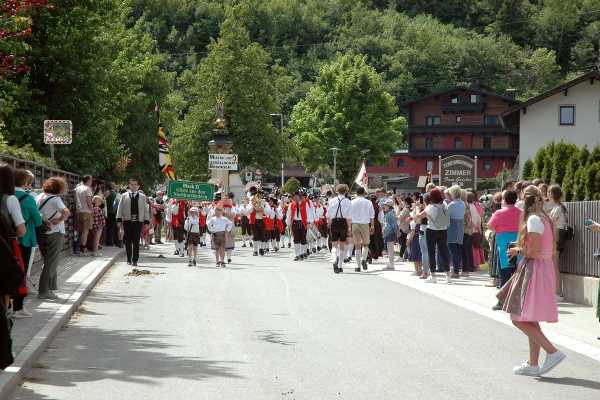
[168,180,214,201]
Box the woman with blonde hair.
[501,185,565,376]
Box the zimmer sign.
[440,155,476,189]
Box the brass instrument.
[252,194,264,216]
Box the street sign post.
[439,155,477,189]
[43,120,72,167]
[167,180,214,201]
[209,153,238,170]
[44,120,72,144]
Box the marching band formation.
[165,183,385,273]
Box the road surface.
[10,244,600,400]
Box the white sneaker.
[556,295,565,302]
[428,274,437,283]
[540,351,566,375]
[446,272,452,284]
[513,362,540,376]
[14,309,33,318]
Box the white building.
[501,71,600,174]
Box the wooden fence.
[562,201,600,277]
[0,154,80,254]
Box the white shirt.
[36,193,67,234]
[3,195,25,227]
[207,216,233,233]
[527,214,545,234]
[184,216,200,233]
[547,200,567,230]
[327,195,351,220]
[350,196,375,224]
[425,203,450,230]
[276,206,284,219]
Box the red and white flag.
[354,160,368,188]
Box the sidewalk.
[0,246,123,398]
[379,260,600,362]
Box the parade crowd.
[2,161,600,375]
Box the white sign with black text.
[209,153,238,170]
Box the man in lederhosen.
[116,178,150,266]
[286,191,311,261]
[327,184,352,273]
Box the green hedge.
[522,141,600,201]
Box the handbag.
[35,195,58,242]
[496,258,534,315]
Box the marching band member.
[274,198,284,252]
[317,197,329,251]
[222,192,237,264]
[240,197,251,247]
[249,186,267,256]
[198,205,207,247]
[327,184,352,273]
[184,207,201,266]
[280,197,291,249]
[286,191,310,261]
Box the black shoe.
[132,261,138,267]
[174,250,179,255]
[259,249,264,256]
[156,241,163,244]
[367,258,372,264]
[253,252,258,256]
[343,258,349,263]
[288,243,291,248]
[312,248,317,254]
[355,267,361,273]
[221,262,226,268]
[227,258,231,264]
[338,267,343,273]
[250,242,253,247]
[193,259,197,266]
[492,302,503,311]
[361,260,368,271]
[294,256,300,261]
[333,266,340,273]
[242,244,247,248]
[127,261,132,265]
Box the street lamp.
[330,147,340,187]
[270,113,285,187]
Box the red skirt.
[11,239,27,296]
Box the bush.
[282,177,301,194]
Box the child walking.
[91,195,106,257]
[207,206,233,268]
[184,207,201,266]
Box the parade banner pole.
[438,155,442,186]
[474,155,478,191]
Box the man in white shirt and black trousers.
[327,184,352,274]
[350,186,375,272]
[116,178,150,266]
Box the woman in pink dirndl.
[506,185,565,376]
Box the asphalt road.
[10,244,600,400]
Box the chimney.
[505,88,517,99]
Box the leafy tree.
[531,147,546,179]
[291,54,403,185]
[521,159,534,180]
[550,141,573,184]
[172,3,281,179]
[282,177,301,194]
[540,141,555,183]
[561,150,579,201]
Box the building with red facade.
[367,84,521,192]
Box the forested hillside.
[1,0,598,184]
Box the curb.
[0,250,124,399]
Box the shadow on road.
[537,377,600,391]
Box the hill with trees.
[1,0,599,185]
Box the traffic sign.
[209,153,238,170]
[44,120,72,144]
[167,180,214,201]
